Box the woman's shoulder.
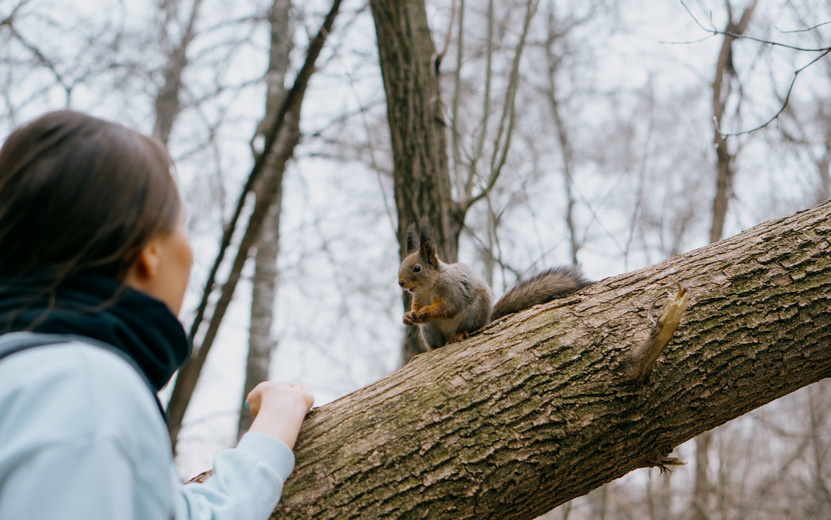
[0,336,179,518]
[0,337,168,446]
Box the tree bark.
[265,199,831,519]
[369,0,459,260]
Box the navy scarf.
[0,273,191,396]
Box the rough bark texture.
[266,200,831,519]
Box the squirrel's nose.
[398,280,404,287]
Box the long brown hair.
[0,110,181,284]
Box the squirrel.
[398,219,591,351]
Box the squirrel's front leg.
[413,299,453,324]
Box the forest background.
[2,0,830,518]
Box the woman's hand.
[246,382,314,449]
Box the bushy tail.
[491,266,590,322]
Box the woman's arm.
[176,382,314,519]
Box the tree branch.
[263,199,831,519]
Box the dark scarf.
[0,273,191,398]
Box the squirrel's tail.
[491,266,590,322]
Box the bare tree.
[0,0,135,117]
[709,0,757,245]
[152,0,204,144]
[537,1,616,268]
[777,2,831,207]
[238,0,294,438]
[446,0,540,224]
[444,0,547,262]
[166,0,343,448]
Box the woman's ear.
[124,237,162,287]
[121,221,192,315]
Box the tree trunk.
[690,431,712,520]
[153,0,204,145]
[814,125,831,205]
[240,200,280,437]
[369,0,459,260]
[699,5,757,511]
[369,0,460,363]
[709,0,756,244]
[264,199,831,519]
[544,11,580,267]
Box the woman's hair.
[0,110,181,283]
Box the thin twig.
[680,0,831,137]
[717,47,831,137]
[681,0,831,52]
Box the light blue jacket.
[0,336,295,519]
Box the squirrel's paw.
[448,332,469,343]
[404,309,431,325]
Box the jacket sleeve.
[176,432,296,519]
[0,344,297,520]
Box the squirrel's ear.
[406,222,418,254]
[418,219,440,268]
[421,239,439,268]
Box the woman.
[0,110,314,519]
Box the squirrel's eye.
[413,265,422,273]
